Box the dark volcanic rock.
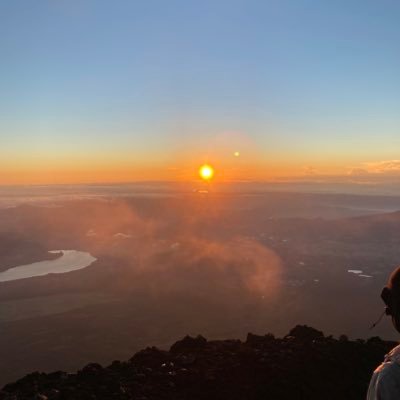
[0,326,396,400]
[170,335,207,353]
[287,325,324,342]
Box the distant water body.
[0,250,96,282]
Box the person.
[367,267,400,399]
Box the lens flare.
[199,164,214,181]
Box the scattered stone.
[0,326,393,400]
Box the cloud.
[302,166,318,175]
[347,168,370,176]
[130,236,283,299]
[347,160,400,178]
[364,160,400,174]
[50,199,284,300]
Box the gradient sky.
[1,0,400,184]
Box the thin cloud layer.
[364,160,400,174]
[131,237,283,298]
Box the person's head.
[382,267,400,333]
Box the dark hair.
[384,267,400,333]
[388,267,400,292]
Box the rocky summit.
[0,326,395,400]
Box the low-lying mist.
[1,193,400,385]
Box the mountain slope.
[0,325,395,400]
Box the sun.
[199,164,214,181]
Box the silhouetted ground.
[0,325,395,400]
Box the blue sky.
[1,0,399,183]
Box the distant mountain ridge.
[0,325,395,400]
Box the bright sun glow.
[199,164,214,181]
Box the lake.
[0,250,97,282]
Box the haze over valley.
[1,185,400,385]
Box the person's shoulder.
[387,344,400,360]
[375,359,400,377]
[372,359,400,399]
[368,345,400,400]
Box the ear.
[381,287,392,315]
